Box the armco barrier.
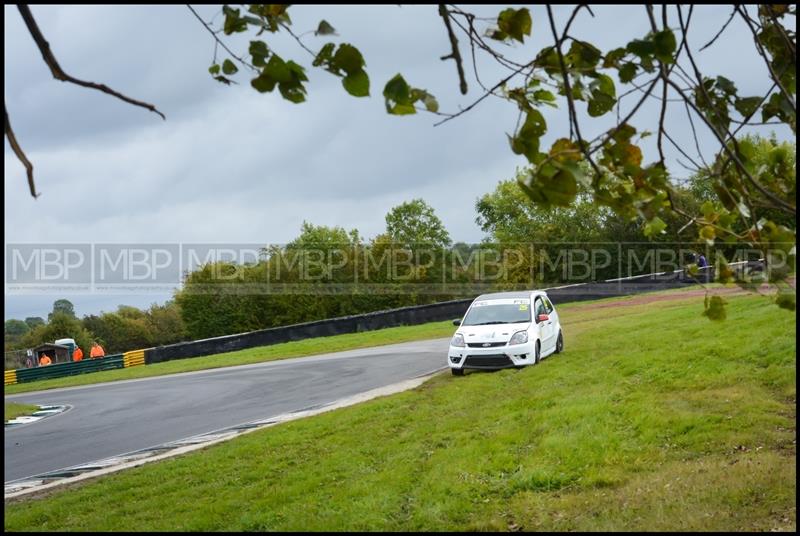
[123,350,146,368]
[4,370,17,386]
[14,355,124,384]
[145,299,475,364]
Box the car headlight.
[509,331,528,345]
[451,333,465,347]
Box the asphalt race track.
[5,338,449,482]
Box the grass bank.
[5,292,795,531]
[4,402,39,423]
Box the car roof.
[474,290,548,301]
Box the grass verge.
[4,402,40,423]
[4,292,795,531]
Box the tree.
[5,319,30,350]
[49,299,76,321]
[24,317,45,330]
[7,5,796,317]
[5,319,30,339]
[385,199,452,249]
[23,312,94,356]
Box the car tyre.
[533,341,541,365]
[555,331,564,354]
[451,368,464,376]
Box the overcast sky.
[4,5,793,320]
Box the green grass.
[4,320,456,395]
[5,402,39,423]
[5,292,795,531]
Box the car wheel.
[451,368,464,376]
[533,341,540,365]
[555,331,564,354]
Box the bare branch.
[278,21,317,58]
[433,60,533,127]
[645,5,668,166]
[187,5,256,71]
[5,103,39,198]
[18,4,165,120]
[699,7,737,51]
[438,4,468,95]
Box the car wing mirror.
[452,318,462,326]
[537,314,549,323]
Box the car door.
[534,297,554,352]
[543,296,559,351]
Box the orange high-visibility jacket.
[40,355,52,366]
[73,348,84,362]
[90,345,105,358]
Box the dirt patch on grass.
[570,278,795,312]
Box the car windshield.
[462,300,531,326]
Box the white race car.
[448,291,563,376]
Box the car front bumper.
[447,341,537,370]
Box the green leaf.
[333,44,365,75]
[249,41,270,67]
[208,64,221,75]
[702,295,728,321]
[497,8,531,43]
[701,200,717,221]
[223,6,248,35]
[511,110,547,163]
[566,40,602,69]
[618,62,638,83]
[313,43,336,68]
[532,89,556,103]
[734,96,761,117]
[699,225,716,244]
[652,29,676,63]
[342,70,370,97]
[315,20,337,36]
[626,38,654,58]
[251,72,276,93]
[264,55,292,83]
[644,216,667,238]
[588,74,616,117]
[384,74,411,107]
[715,76,737,95]
[603,47,627,68]
[383,74,419,115]
[213,75,234,85]
[422,92,439,113]
[222,59,238,75]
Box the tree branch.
[18,4,165,120]
[187,4,256,71]
[438,4,468,95]
[735,5,796,114]
[545,4,601,177]
[5,103,39,198]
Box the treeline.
[4,300,187,355]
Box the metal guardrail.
[13,355,124,384]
